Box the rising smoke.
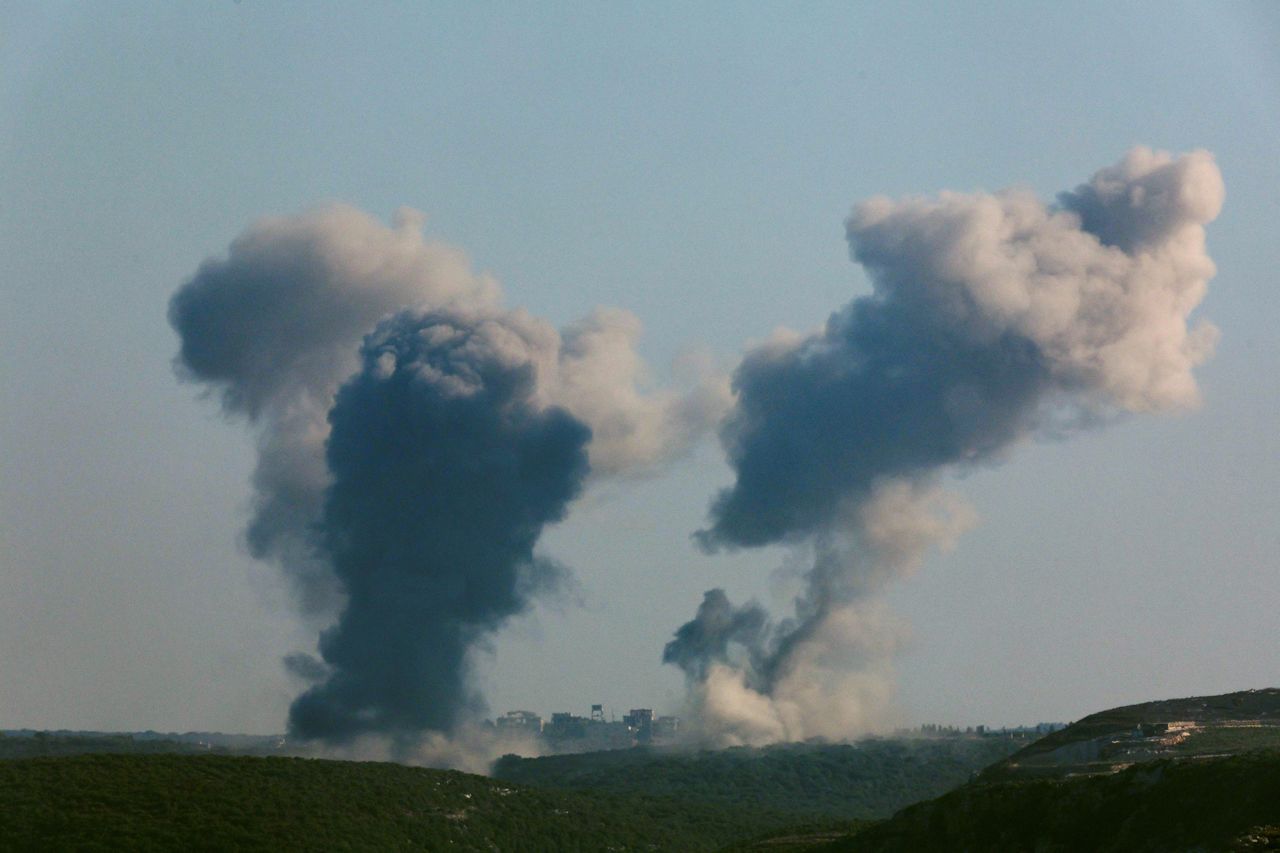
[288,308,591,743]
[668,147,1223,746]
[172,147,1222,755]
[170,205,726,750]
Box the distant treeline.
[0,731,284,761]
[0,753,861,851]
[492,736,1025,821]
[0,732,211,760]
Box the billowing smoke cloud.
[557,308,729,477]
[670,147,1223,745]
[169,205,498,616]
[289,308,590,743]
[170,205,726,748]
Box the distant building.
[653,716,680,741]
[491,704,683,754]
[496,710,542,736]
[624,709,654,743]
[581,721,632,752]
[542,707,632,753]
[546,712,587,740]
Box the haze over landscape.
[3,2,1279,759]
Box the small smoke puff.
[407,725,549,775]
[551,308,732,477]
[662,589,771,684]
[1058,147,1224,252]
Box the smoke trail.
[170,205,726,748]
[669,147,1223,744]
[669,482,973,745]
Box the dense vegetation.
[0,753,850,851]
[830,750,1280,852]
[493,737,1024,821]
[10,692,1280,850]
[0,732,211,760]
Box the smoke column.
[667,147,1223,745]
[289,309,590,742]
[170,205,726,749]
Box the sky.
[2,1,1279,736]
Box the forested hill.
[492,737,1024,821]
[831,750,1280,852]
[978,687,1280,783]
[0,753,852,851]
[790,689,1280,852]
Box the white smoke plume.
[555,308,730,477]
[673,481,973,746]
[670,147,1223,745]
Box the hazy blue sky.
[3,1,1278,734]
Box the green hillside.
[0,753,850,851]
[20,693,1277,851]
[979,688,1280,783]
[829,749,1280,852]
[493,737,1023,821]
[734,691,1280,852]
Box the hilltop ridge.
[793,688,1280,852]
[978,687,1280,783]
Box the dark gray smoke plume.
[670,147,1223,745]
[663,589,770,684]
[170,205,725,752]
[289,309,590,742]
